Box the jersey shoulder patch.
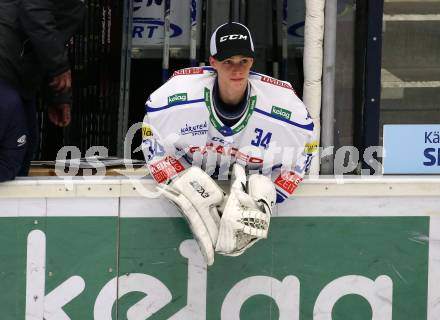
[172,67,203,77]
[146,68,214,112]
[171,66,215,78]
[249,73,314,132]
[249,72,294,91]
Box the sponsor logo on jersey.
[149,156,184,184]
[188,143,264,164]
[211,136,232,146]
[172,68,204,77]
[271,106,291,120]
[274,171,303,195]
[142,125,153,139]
[180,121,208,136]
[305,141,318,154]
[261,76,293,90]
[168,93,188,105]
[219,34,248,42]
[17,135,27,147]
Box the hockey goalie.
[142,22,316,266]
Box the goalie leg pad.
[159,187,216,265]
[170,167,223,239]
[158,167,224,265]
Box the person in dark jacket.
[0,0,86,182]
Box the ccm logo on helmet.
[220,34,248,42]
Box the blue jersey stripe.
[254,108,314,131]
[276,189,288,199]
[145,98,205,113]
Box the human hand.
[48,104,71,127]
[49,70,72,93]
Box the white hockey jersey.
[142,66,317,203]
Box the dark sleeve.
[0,113,27,183]
[19,0,70,78]
[0,142,26,182]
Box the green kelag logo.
[2,216,430,319]
[271,106,291,120]
[168,93,187,105]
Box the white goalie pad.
[215,164,276,256]
[158,167,224,266]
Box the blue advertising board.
[383,125,440,174]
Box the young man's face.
[209,55,254,90]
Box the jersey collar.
[204,83,256,137]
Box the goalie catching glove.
[215,164,276,256]
[157,167,224,266]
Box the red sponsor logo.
[274,171,303,195]
[189,143,264,164]
[172,68,204,77]
[149,156,185,183]
[261,76,293,90]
